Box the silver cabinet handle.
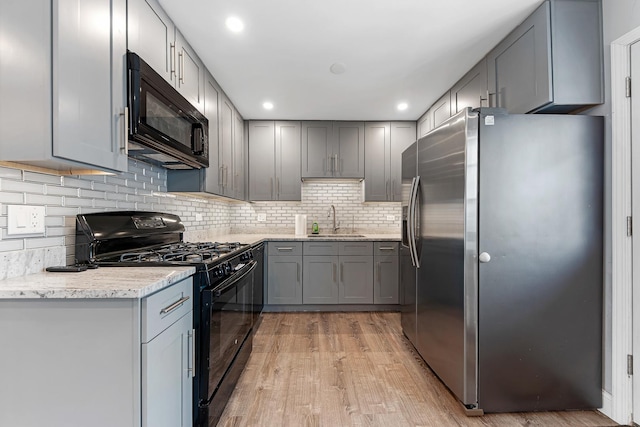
[297,263,300,282]
[277,177,280,197]
[376,261,381,283]
[379,246,395,251]
[219,166,224,185]
[178,51,185,84]
[170,43,176,78]
[119,107,129,155]
[479,252,491,263]
[391,180,395,199]
[340,263,344,282]
[188,329,195,378]
[270,177,273,197]
[334,155,339,175]
[276,247,294,251]
[333,263,337,282]
[329,156,333,174]
[160,296,190,315]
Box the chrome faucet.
[328,204,340,233]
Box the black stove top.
[74,211,249,268]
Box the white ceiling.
[158,0,544,121]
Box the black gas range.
[75,211,259,427]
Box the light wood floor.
[217,312,617,427]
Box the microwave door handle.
[192,123,204,155]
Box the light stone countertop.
[208,233,402,246]
[0,266,195,299]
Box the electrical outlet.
[195,213,203,222]
[8,205,45,235]
[386,215,395,221]
[257,213,266,222]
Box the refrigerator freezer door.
[477,113,603,412]
[400,141,418,345]
[415,108,479,407]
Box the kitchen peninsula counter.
[0,266,195,299]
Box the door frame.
[610,26,640,426]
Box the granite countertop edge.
[222,233,402,246]
[0,266,196,300]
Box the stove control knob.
[222,262,231,275]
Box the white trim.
[610,26,640,426]
[600,389,613,419]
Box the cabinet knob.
[479,252,491,263]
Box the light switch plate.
[386,215,395,221]
[195,213,204,221]
[257,214,266,222]
[8,205,46,235]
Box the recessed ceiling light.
[225,16,244,33]
[329,62,347,75]
[263,101,274,110]
[397,102,408,111]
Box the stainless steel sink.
[307,234,366,238]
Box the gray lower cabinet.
[451,58,488,113]
[487,0,603,113]
[364,122,417,202]
[0,277,193,427]
[339,256,374,304]
[0,0,128,173]
[374,242,400,304]
[267,242,303,304]
[303,255,339,304]
[248,121,301,201]
[301,121,365,179]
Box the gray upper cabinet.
[127,0,174,83]
[390,122,416,201]
[219,96,235,198]
[249,121,301,201]
[486,0,603,113]
[417,110,433,138]
[0,0,128,174]
[432,91,452,129]
[127,0,205,113]
[175,30,205,113]
[451,58,488,113]
[364,122,391,201]
[248,122,276,200]
[301,121,364,179]
[233,110,246,200]
[364,122,416,202]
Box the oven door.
[198,260,255,416]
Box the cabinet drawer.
[142,276,193,343]
[303,241,339,256]
[338,242,373,256]
[268,241,303,256]
[374,241,399,256]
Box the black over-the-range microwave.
[127,51,208,169]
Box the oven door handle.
[210,260,257,295]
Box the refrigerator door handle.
[406,177,417,266]
[408,176,421,268]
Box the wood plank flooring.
[217,312,617,427]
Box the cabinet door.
[0,0,51,160]
[452,58,488,113]
[249,121,276,201]
[233,110,246,200]
[374,255,399,304]
[142,312,193,427]
[431,91,452,129]
[53,0,128,172]
[339,256,373,304]
[127,0,174,84]
[417,110,432,138]
[276,121,302,201]
[486,2,551,113]
[333,121,365,178]
[175,29,204,113]
[204,73,221,193]
[303,256,339,304]
[301,122,332,178]
[267,255,302,304]
[219,96,234,197]
[364,122,391,201]
[390,122,416,201]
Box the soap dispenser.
[311,221,319,234]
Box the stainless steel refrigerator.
[400,107,603,413]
